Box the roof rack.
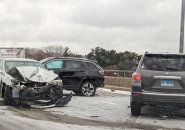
[40,57,98,63]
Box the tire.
[80,81,96,96]
[4,86,12,105]
[131,102,141,116]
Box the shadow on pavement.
[141,105,185,119]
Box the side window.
[86,62,98,70]
[0,60,3,70]
[65,60,81,69]
[46,60,63,69]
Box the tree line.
[86,47,141,70]
[25,45,141,70]
[25,45,82,60]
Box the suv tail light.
[132,72,141,81]
[98,70,104,76]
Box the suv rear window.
[142,54,185,71]
[86,62,99,70]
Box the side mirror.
[45,64,48,69]
[54,70,61,75]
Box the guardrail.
[104,70,134,78]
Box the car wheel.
[80,81,96,96]
[131,102,141,116]
[4,86,12,105]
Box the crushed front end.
[8,66,72,108]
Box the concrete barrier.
[104,76,131,89]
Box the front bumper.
[11,84,72,108]
[101,83,105,87]
[30,93,73,108]
[95,77,104,87]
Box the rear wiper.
[165,67,180,71]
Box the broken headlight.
[11,79,20,86]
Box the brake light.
[132,72,141,81]
[99,70,104,76]
[133,92,141,96]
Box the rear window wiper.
[165,67,180,71]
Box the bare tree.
[25,48,51,60]
[25,45,82,60]
[42,45,65,56]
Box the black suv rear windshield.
[142,54,185,71]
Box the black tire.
[131,102,141,116]
[4,86,12,105]
[80,81,96,96]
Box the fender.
[80,77,96,86]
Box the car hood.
[16,66,58,83]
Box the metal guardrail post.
[180,0,185,53]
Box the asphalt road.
[0,88,184,130]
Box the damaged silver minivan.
[0,58,72,108]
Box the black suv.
[131,52,185,116]
[40,57,104,96]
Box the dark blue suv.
[40,57,104,96]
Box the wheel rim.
[82,83,94,96]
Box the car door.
[44,59,64,79]
[45,59,83,89]
[61,60,84,89]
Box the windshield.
[5,61,45,73]
[142,54,185,71]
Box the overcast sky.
[0,0,182,54]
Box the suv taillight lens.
[132,72,141,81]
[99,70,104,76]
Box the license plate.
[161,80,173,87]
